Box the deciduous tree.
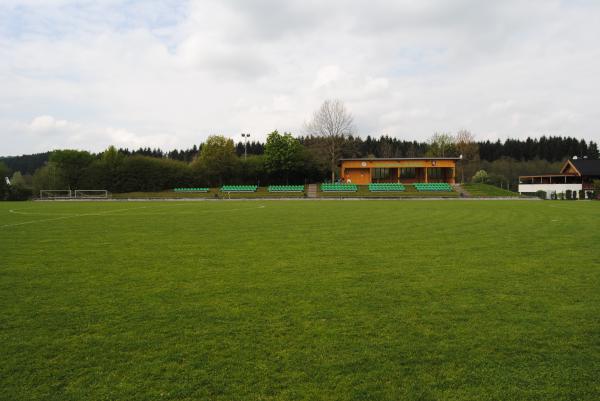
[427,132,456,157]
[472,169,489,183]
[455,130,479,183]
[49,149,94,189]
[264,131,303,183]
[193,135,239,186]
[305,100,354,182]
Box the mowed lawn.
[0,200,599,401]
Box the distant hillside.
[0,152,51,175]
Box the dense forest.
[1,133,599,200]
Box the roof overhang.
[519,174,578,179]
[560,159,582,176]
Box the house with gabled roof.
[518,158,600,198]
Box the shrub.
[535,190,547,200]
[579,190,585,200]
[565,189,572,200]
[593,180,600,200]
[6,184,32,201]
[472,170,489,183]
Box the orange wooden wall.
[340,159,457,184]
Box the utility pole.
[241,133,250,161]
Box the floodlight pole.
[241,133,250,160]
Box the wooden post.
[425,168,428,183]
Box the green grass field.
[1,200,599,400]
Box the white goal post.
[40,190,72,200]
[74,190,110,199]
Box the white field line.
[2,206,152,228]
[1,204,265,229]
[8,204,170,217]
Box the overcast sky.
[1,0,600,156]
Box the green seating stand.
[221,185,258,192]
[321,184,358,192]
[173,187,209,192]
[268,185,304,192]
[413,183,453,192]
[368,183,406,192]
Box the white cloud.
[29,115,79,135]
[1,0,600,156]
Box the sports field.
[1,200,599,400]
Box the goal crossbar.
[74,190,109,199]
[40,190,72,199]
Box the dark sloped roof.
[570,159,600,176]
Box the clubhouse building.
[339,157,459,185]
[518,158,600,199]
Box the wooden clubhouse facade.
[339,157,459,185]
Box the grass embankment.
[462,183,520,197]
[2,200,599,400]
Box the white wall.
[518,183,583,198]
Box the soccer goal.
[74,190,110,199]
[39,190,72,200]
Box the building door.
[345,168,370,184]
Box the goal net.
[74,190,110,199]
[40,190,72,200]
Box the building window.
[372,168,390,180]
[400,168,416,179]
[428,168,443,179]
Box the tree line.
[2,135,597,177]
[1,100,599,199]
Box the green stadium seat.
[412,183,452,192]
[173,187,209,192]
[267,185,304,192]
[368,183,406,192]
[320,183,358,192]
[220,185,258,192]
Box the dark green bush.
[6,184,32,201]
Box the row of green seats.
[268,185,304,192]
[368,183,406,192]
[321,184,358,192]
[221,185,258,192]
[414,183,453,192]
[173,187,209,192]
